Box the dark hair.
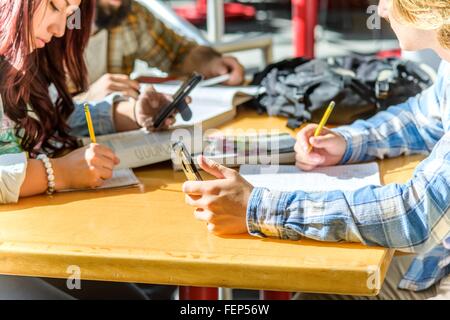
[0,0,95,156]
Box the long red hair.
[0,0,95,156]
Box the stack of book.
[172,133,297,170]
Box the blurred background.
[135,0,415,76]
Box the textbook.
[239,162,381,192]
[151,84,260,128]
[81,128,173,169]
[81,86,258,169]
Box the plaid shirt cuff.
[333,125,369,164]
[247,187,299,240]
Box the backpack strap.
[400,61,434,86]
[348,78,380,109]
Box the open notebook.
[240,162,381,192]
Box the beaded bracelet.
[37,154,56,195]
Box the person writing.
[0,0,177,204]
[0,0,182,299]
[183,0,450,299]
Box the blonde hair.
[392,0,450,48]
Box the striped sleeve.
[247,131,450,254]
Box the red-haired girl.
[0,0,174,299]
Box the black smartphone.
[153,73,203,129]
[172,141,203,181]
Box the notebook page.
[61,168,140,192]
[240,163,380,192]
[97,168,140,190]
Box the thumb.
[309,134,336,149]
[197,155,236,179]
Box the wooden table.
[0,108,424,299]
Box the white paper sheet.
[97,168,140,190]
[240,162,381,192]
[61,168,140,192]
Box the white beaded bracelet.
[37,154,56,195]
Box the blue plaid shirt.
[247,61,450,292]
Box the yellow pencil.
[84,103,97,144]
[308,101,336,153]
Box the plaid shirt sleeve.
[109,2,198,76]
[247,62,450,255]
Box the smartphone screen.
[172,141,203,181]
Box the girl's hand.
[114,85,191,132]
[134,85,178,131]
[183,156,253,235]
[53,144,120,190]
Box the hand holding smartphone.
[172,141,203,181]
[153,73,203,130]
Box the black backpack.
[249,55,435,129]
